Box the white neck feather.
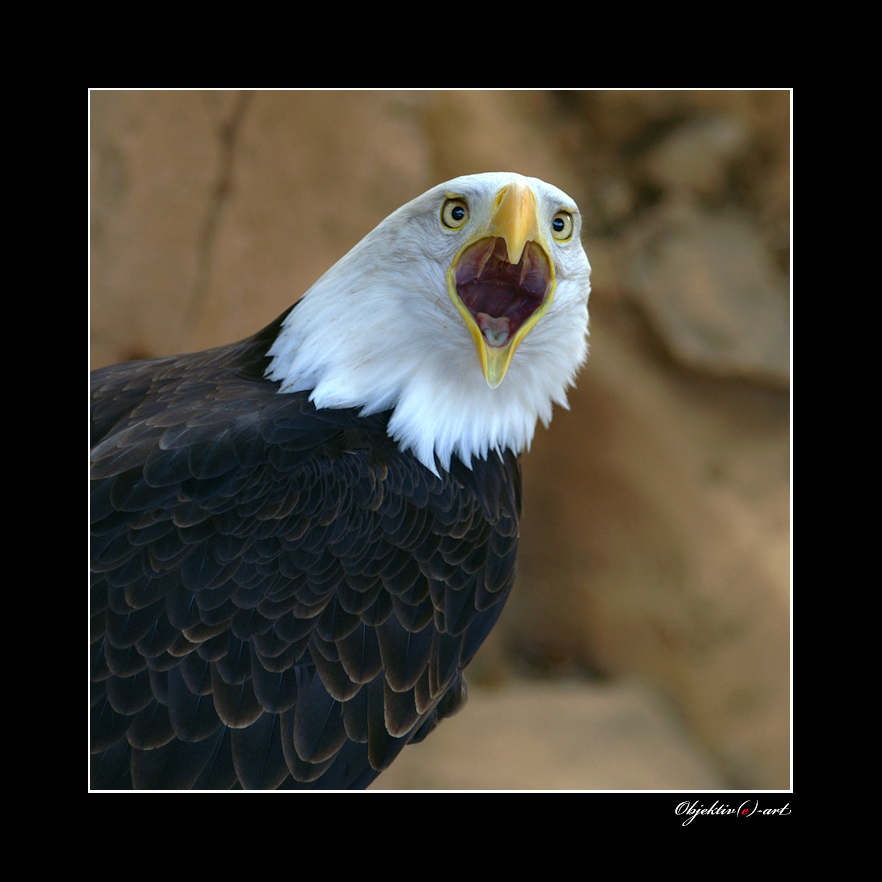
[265,178,590,474]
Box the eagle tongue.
[476,313,511,348]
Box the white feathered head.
[267,172,591,472]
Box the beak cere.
[448,183,555,388]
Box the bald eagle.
[90,172,591,789]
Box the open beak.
[447,182,555,388]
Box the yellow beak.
[489,181,541,265]
[448,182,555,388]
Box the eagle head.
[266,172,591,471]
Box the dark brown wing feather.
[90,319,521,789]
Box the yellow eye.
[441,198,469,229]
[551,210,574,241]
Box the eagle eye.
[441,198,469,230]
[551,211,574,241]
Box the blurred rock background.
[90,90,790,790]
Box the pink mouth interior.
[453,237,551,348]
